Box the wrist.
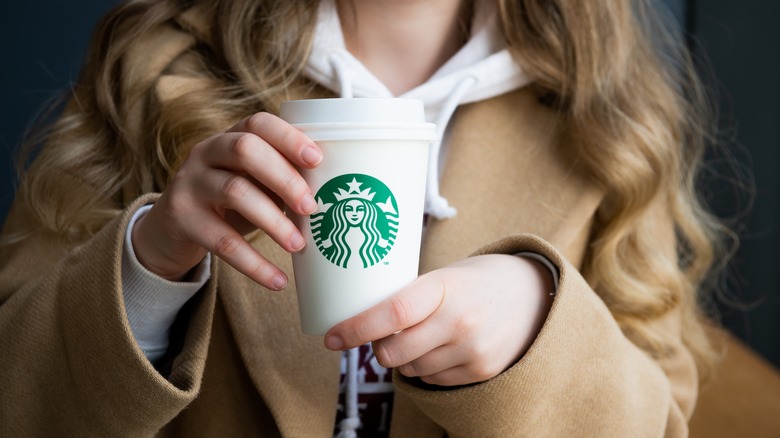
[519,256,556,303]
[131,208,206,282]
[508,255,555,363]
[515,251,558,296]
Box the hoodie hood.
[303,0,530,123]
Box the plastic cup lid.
[280,98,436,142]
[280,98,428,124]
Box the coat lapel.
[420,87,604,273]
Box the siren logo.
[311,174,399,269]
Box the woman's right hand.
[131,112,322,290]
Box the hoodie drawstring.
[337,347,360,438]
[329,52,354,100]
[424,75,477,219]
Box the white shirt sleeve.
[121,205,211,363]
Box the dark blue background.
[1,1,778,367]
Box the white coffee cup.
[281,98,436,335]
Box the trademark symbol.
[384,261,390,265]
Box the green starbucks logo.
[311,174,399,269]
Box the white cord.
[424,75,477,219]
[336,347,361,437]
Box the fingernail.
[272,274,287,290]
[301,193,317,214]
[300,145,322,166]
[290,232,305,251]
[324,334,343,350]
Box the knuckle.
[214,233,242,257]
[462,340,500,382]
[250,260,275,286]
[420,375,443,386]
[279,126,300,150]
[170,163,195,190]
[472,340,491,361]
[247,112,273,133]
[187,139,208,158]
[396,362,416,377]
[164,195,188,219]
[373,340,401,368]
[230,133,257,160]
[222,175,250,202]
[170,166,189,185]
[453,311,478,335]
[279,167,301,192]
[270,213,291,236]
[389,295,415,328]
[160,185,192,219]
[470,359,498,382]
[352,320,374,345]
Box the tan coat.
[0,10,697,438]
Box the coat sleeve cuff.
[122,203,211,363]
[60,194,217,431]
[392,233,685,437]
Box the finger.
[417,347,507,386]
[193,209,288,291]
[394,345,469,379]
[418,365,480,387]
[200,132,317,216]
[228,112,322,168]
[195,169,305,253]
[371,317,451,368]
[325,274,446,350]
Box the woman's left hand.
[324,254,555,386]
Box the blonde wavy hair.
[10,0,731,378]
